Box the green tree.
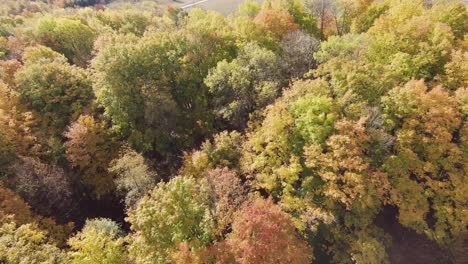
[109,147,156,208]
[126,176,213,264]
[35,17,96,66]
[238,0,261,18]
[205,42,282,129]
[15,46,93,136]
[68,218,127,264]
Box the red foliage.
[226,198,313,264]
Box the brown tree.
[64,115,118,198]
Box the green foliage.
[281,0,319,36]
[238,0,261,18]
[0,1,466,262]
[430,1,468,40]
[35,17,96,66]
[87,8,151,35]
[351,1,388,33]
[109,147,156,207]
[291,95,337,145]
[68,218,127,264]
[315,0,460,106]
[92,33,181,152]
[241,78,336,199]
[205,42,282,128]
[15,46,93,135]
[92,19,233,154]
[241,100,301,195]
[126,176,213,263]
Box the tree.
[90,8,151,36]
[179,130,244,178]
[204,131,244,170]
[225,198,313,264]
[254,9,301,40]
[241,79,336,198]
[92,32,194,154]
[0,93,17,177]
[382,80,466,246]
[313,33,389,104]
[291,94,337,145]
[15,46,93,136]
[68,218,127,264]
[314,0,458,105]
[436,49,468,91]
[0,184,33,225]
[279,0,319,37]
[241,100,301,195]
[351,1,388,33]
[204,168,245,236]
[304,119,389,210]
[11,157,73,219]
[34,17,96,66]
[305,0,341,39]
[0,219,68,264]
[238,0,261,18]
[430,1,467,40]
[0,184,74,247]
[280,30,319,78]
[109,147,156,208]
[205,42,282,129]
[302,119,391,264]
[126,176,213,263]
[64,115,118,198]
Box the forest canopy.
[0,0,467,263]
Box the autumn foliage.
[0,0,466,263]
[225,198,313,264]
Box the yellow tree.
[382,80,467,246]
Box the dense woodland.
[0,0,467,263]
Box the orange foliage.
[0,184,73,247]
[254,9,300,39]
[226,198,313,264]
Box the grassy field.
[159,0,264,14]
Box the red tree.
[226,198,313,264]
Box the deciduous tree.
[68,218,127,264]
[126,176,213,263]
[64,115,117,198]
[225,198,313,264]
[109,147,156,208]
[15,46,93,136]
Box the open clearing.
[158,0,264,14]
